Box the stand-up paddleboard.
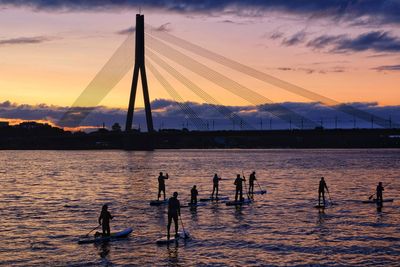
[149,199,169,206]
[199,196,229,202]
[78,228,132,244]
[362,198,394,204]
[181,202,207,208]
[156,232,190,245]
[225,199,252,206]
[314,204,326,209]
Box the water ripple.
[0,149,399,266]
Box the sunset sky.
[0,1,400,129]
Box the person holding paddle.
[234,174,246,202]
[318,177,329,206]
[157,172,169,201]
[167,192,181,240]
[248,171,257,195]
[211,173,222,199]
[376,182,384,205]
[98,204,113,237]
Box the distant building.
[0,121,9,128]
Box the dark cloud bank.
[276,30,400,54]
[0,99,398,131]
[308,31,400,53]
[1,1,400,25]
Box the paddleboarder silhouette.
[190,185,198,204]
[318,177,329,206]
[248,171,256,195]
[98,204,113,237]
[376,182,384,206]
[158,172,169,200]
[234,174,246,201]
[211,173,222,199]
[167,192,181,240]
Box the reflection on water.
[96,242,111,264]
[0,149,399,266]
[166,243,179,266]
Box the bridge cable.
[146,48,254,130]
[146,26,397,128]
[59,32,135,127]
[146,34,317,129]
[146,60,208,130]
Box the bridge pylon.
[125,14,154,132]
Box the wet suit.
[249,173,256,195]
[211,175,222,199]
[376,184,384,205]
[158,173,169,200]
[234,176,246,201]
[98,209,113,236]
[318,179,329,206]
[190,187,198,204]
[167,196,181,239]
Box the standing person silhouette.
[211,173,222,199]
[190,185,198,204]
[98,204,113,237]
[157,172,169,200]
[248,171,257,195]
[376,182,384,205]
[234,174,246,202]
[318,177,329,206]
[167,192,181,240]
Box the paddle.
[255,179,266,195]
[242,171,251,200]
[85,224,101,237]
[327,190,335,206]
[179,216,190,239]
[367,192,375,200]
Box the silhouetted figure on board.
[211,173,222,199]
[98,204,113,237]
[190,185,198,204]
[167,192,181,240]
[234,174,246,201]
[318,177,329,206]
[248,171,257,195]
[158,172,169,200]
[376,182,384,206]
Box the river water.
[0,149,399,266]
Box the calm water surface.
[0,149,399,266]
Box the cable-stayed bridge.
[59,14,399,134]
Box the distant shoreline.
[1,122,399,150]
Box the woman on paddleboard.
[98,204,114,237]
